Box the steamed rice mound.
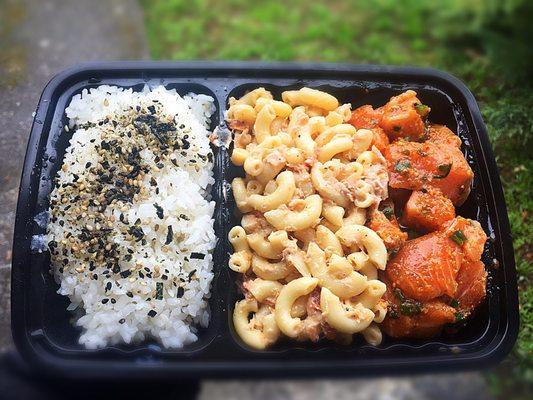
[47,85,216,349]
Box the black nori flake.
[148,310,157,318]
[119,318,125,324]
[155,282,163,300]
[126,291,133,298]
[188,269,196,280]
[154,203,164,219]
[150,177,157,186]
[165,225,173,245]
[190,252,205,260]
[120,270,132,278]
[124,254,132,262]
[126,165,141,179]
[128,226,144,242]
[176,287,185,298]
[105,187,130,203]
[105,282,112,291]
[101,299,109,304]
[147,105,156,114]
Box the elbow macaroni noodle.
[226,87,390,349]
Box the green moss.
[0,0,27,88]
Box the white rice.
[46,85,216,349]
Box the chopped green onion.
[387,304,400,319]
[455,311,466,322]
[382,207,394,220]
[393,287,406,301]
[407,229,421,240]
[394,160,411,172]
[434,163,452,179]
[450,230,467,245]
[450,299,460,308]
[399,299,422,316]
[414,103,431,117]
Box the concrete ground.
[0,1,495,399]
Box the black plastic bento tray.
[11,61,519,379]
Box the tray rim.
[11,60,519,379]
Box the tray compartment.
[11,62,518,378]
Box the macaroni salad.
[226,87,389,349]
